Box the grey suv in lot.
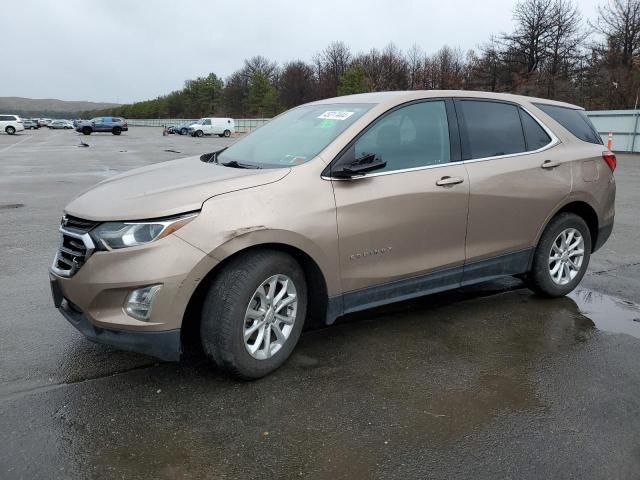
[50,90,615,379]
[76,116,128,135]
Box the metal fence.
[126,118,271,133]
[586,110,640,152]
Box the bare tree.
[545,0,586,96]
[241,56,279,82]
[407,44,424,89]
[503,0,555,74]
[279,61,318,108]
[592,0,640,67]
[316,41,352,97]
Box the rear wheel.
[527,212,591,297]
[82,127,92,135]
[112,127,122,135]
[200,249,307,379]
[223,129,231,138]
[6,126,15,135]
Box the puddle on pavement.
[569,287,640,340]
[0,203,24,209]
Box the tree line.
[88,0,640,119]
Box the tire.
[180,128,188,135]
[112,127,122,135]
[527,212,591,297]
[195,130,204,138]
[223,129,231,138]
[200,249,308,379]
[6,126,15,135]
[82,127,92,135]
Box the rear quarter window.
[520,109,552,150]
[535,104,602,145]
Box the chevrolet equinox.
[50,91,616,379]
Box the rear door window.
[520,109,552,151]
[534,104,602,145]
[457,100,526,159]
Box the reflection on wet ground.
[569,287,640,339]
[4,284,640,479]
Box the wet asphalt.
[1,128,640,479]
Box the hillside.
[0,97,120,117]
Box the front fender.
[174,163,341,296]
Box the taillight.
[602,151,617,172]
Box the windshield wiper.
[220,160,262,169]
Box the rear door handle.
[541,160,561,169]
[436,176,464,186]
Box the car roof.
[307,90,583,110]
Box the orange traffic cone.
[607,132,613,150]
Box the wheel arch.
[537,200,600,253]
[180,242,330,352]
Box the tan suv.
[50,91,616,378]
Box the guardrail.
[126,118,271,133]
[586,110,640,152]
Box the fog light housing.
[124,285,162,321]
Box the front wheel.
[180,128,188,135]
[200,250,307,379]
[195,130,204,138]
[527,212,591,297]
[6,126,15,135]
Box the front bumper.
[49,231,218,359]
[57,295,181,361]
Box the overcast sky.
[1,0,603,104]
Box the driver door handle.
[541,160,561,169]
[436,176,464,186]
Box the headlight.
[90,213,197,250]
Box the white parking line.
[0,135,31,154]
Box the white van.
[189,117,235,138]
[0,114,25,135]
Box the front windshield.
[217,103,373,168]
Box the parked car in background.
[171,121,197,135]
[0,114,25,135]
[48,120,74,129]
[76,117,128,135]
[38,118,52,127]
[49,91,615,379]
[22,119,39,129]
[189,117,235,137]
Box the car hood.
[65,156,290,221]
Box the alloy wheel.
[243,274,298,360]
[548,227,585,285]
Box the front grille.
[62,215,99,232]
[52,215,98,277]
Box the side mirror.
[333,153,386,179]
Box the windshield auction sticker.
[317,111,355,121]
